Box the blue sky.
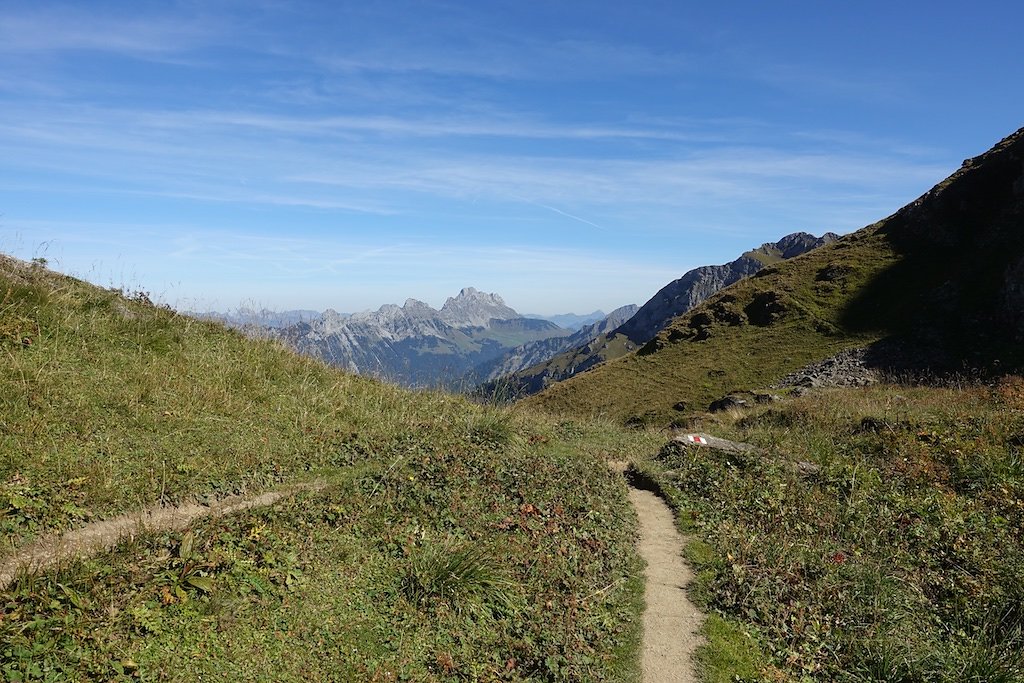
[2,1,1022,315]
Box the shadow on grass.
[837,128,1024,379]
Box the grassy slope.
[0,256,661,681]
[524,228,891,425]
[635,381,1024,681]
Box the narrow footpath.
[0,482,324,590]
[627,480,704,682]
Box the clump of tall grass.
[401,540,517,615]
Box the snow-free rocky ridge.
[270,287,570,388]
[489,231,837,398]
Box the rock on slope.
[490,232,836,398]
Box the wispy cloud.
[0,7,219,58]
[315,37,689,82]
[129,109,702,143]
[1,97,950,233]
[751,60,916,105]
[519,200,608,232]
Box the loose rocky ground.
[777,346,880,389]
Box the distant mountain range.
[262,288,637,389]
[195,308,324,329]
[524,311,607,331]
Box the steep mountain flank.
[846,129,1024,349]
[494,232,835,398]
[274,287,569,388]
[618,231,837,345]
[469,304,639,387]
[524,127,1024,425]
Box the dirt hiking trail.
[611,461,704,682]
[0,483,324,590]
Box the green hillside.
[526,127,1024,427]
[0,254,660,681]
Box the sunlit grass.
[637,381,1024,681]
[0,254,647,681]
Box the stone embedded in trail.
[670,433,757,455]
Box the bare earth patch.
[0,482,324,589]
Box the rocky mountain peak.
[402,298,435,315]
[774,231,839,257]
[753,232,840,260]
[440,287,518,328]
[318,308,349,333]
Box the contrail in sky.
[513,194,608,232]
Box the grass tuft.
[402,540,516,614]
